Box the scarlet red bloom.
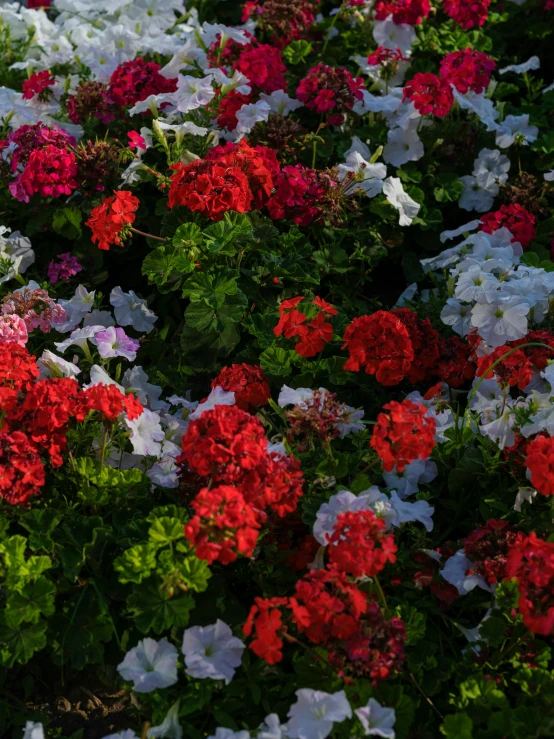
[506,532,554,636]
[108,58,177,108]
[0,342,39,392]
[436,336,476,388]
[297,64,365,125]
[476,346,533,390]
[0,430,45,506]
[514,330,554,370]
[243,596,290,663]
[439,48,496,94]
[290,565,368,645]
[525,436,554,497]
[185,484,261,565]
[234,44,288,93]
[443,0,490,28]
[371,399,436,472]
[392,308,440,384]
[464,519,518,584]
[374,0,430,25]
[216,91,253,131]
[10,378,80,468]
[260,453,304,517]
[76,383,143,423]
[479,204,536,249]
[403,73,454,118]
[168,159,253,221]
[274,296,336,358]
[205,140,276,209]
[327,510,397,578]
[22,70,55,100]
[86,190,140,251]
[211,364,271,411]
[179,405,268,483]
[342,311,414,385]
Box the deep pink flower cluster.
[297,64,365,125]
[108,58,177,108]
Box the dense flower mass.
[371,400,436,472]
[0,0,553,734]
[342,312,415,385]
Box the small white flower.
[125,409,165,456]
[147,701,182,739]
[190,386,235,419]
[389,491,434,532]
[117,638,178,693]
[496,114,538,148]
[472,148,510,185]
[383,176,420,226]
[440,219,481,243]
[258,714,287,739]
[441,549,492,595]
[110,287,158,334]
[37,350,80,379]
[471,297,530,346]
[499,56,540,75]
[382,459,437,498]
[22,722,45,739]
[235,100,271,135]
[544,170,554,182]
[55,325,105,355]
[182,619,245,684]
[458,174,498,212]
[373,15,415,54]
[440,298,472,336]
[123,366,167,411]
[514,487,538,512]
[355,698,396,738]
[259,90,303,116]
[383,127,424,167]
[286,689,352,739]
[337,152,387,198]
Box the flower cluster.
[403,73,454,118]
[274,296,336,357]
[327,509,397,578]
[67,81,115,125]
[374,0,430,25]
[371,399,436,472]
[86,190,140,250]
[439,48,496,94]
[108,58,177,108]
[506,532,554,635]
[22,70,55,100]
[463,519,517,584]
[297,64,365,125]
[211,363,271,412]
[242,0,319,47]
[525,436,554,497]
[443,0,490,28]
[479,203,536,248]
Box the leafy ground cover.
[1,0,554,738]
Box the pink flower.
[48,253,83,284]
[0,315,28,346]
[128,131,147,151]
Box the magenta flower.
[48,253,83,284]
[95,326,140,361]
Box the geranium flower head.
[371,399,436,472]
[403,72,454,118]
[86,191,140,251]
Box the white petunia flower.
[110,287,158,333]
[182,620,245,684]
[472,148,510,184]
[440,219,481,243]
[337,152,387,198]
[441,549,493,595]
[37,350,80,379]
[373,15,415,54]
[257,714,287,739]
[54,325,105,355]
[125,409,165,456]
[495,114,538,148]
[458,174,498,212]
[383,127,424,167]
[440,298,472,336]
[147,701,182,739]
[471,297,530,346]
[383,177,420,226]
[286,690,352,739]
[259,90,303,116]
[499,56,540,75]
[22,722,45,739]
[514,487,538,512]
[389,491,434,532]
[355,699,396,738]
[117,638,178,693]
[190,386,235,419]
[382,459,437,498]
[235,100,271,135]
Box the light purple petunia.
[95,326,140,361]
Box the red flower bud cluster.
[436,336,476,388]
[371,399,436,472]
[297,63,365,125]
[267,165,342,226]
[274,296,337,358]
[86,190,140,251]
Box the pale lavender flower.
[95,326,140,361]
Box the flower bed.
[1,1,554,738]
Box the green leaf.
[113,543,159,585]
[282,40,312,64]
[180,323,240,365]
[174,551,212,593]
[52,207,82,240]
[182,268,238,306]
[259,346,293,377]
[434,173,464,203]
[0,617,47,667]
[394,605,426,645]
[148,517,186,546]
[440,712,473,738]
[185,290,248,332]
[173,222,203,248]
[5,577,56,627]
[142,244,197,293]
[203,212,254,255]
[19,508,61,553]
[127,579,195,633]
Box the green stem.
[130,226,167,242]
[373,574,388,609]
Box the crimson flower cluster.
[241,0,319,48]
[374,0,430,25]
[436,336,476,388]
[443,0,490,29]
[107,58,177,108]
[216,90,253,131]
[506,532,554,636]
[179,404,304,564]
[67,81,115,125]
[464,519,518,585]
[211,363,271,412]
[296,63,365,125]
[479,203,537,248]
[439,48,496,94]
[371,399,436,472]
[267,165,342,226]
[274,296,337,358]
[210,35,288,94]
[403,72,454,118]
[525,436,554,497]
[86,190,140,251]
[22,70,55,100]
